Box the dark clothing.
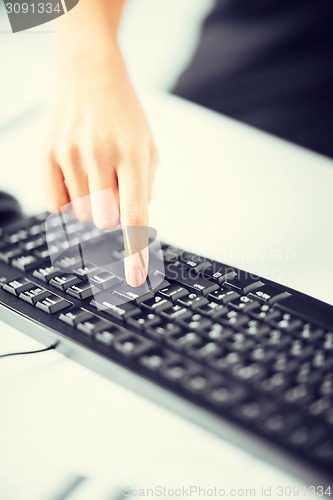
[173,0,333,158]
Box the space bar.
[275,294,333,326]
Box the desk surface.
[0,91,332,499]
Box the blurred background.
[0,0,213,121]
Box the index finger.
[117,160,149,288]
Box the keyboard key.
[287,424,325,449]
[19,285,50,305]
[139,348,174,371]
[249,285,291,304]
[64,219,88,235]
[89,271,122,290]
[203,323,233,341]
[250,303,281,320]
[149,279,172,294]
[157,283,189,302]
[289,341,313,361]
[179,313,213,331]
[95,330,117,346]
[3,277,33,296]
[28,222,45,236]
[236,400,271,423]
[100,298,140,320]
[225,272,263,294]
[0,245,23,263]
[11,254,41,272]
[284,384,311,405]
[49,274,81,292]
[178,252,211,273]
[166,331,201,349]
[320,329,333,352]
[59,308,93,327]
[54,255,82,270]
[195,301,228,319]
[113,334,153,358]
[203,264,236,284]
[146,321,181,340]
[20,236,46,251]
[164,263,219,296]
[320,373,333,396]
[141,296,172,312]
[187,340,222,360]
[183,373,210,392]
[66,282,98,301]
[264,413,300,436]
[259,373,291,398]
[113,280,154,303]
[72,261,98,280]
[33,245,51,260]
[313,350,333,372]
[249,345,275,363]
[0,277,6,289]
[272,353,298,374]
[231,362,267,383]
[241,319,270,336]
[222,338,255,358]
[161,304,192,322]
[220,310,250,328]
[90,292,140,319]
[208,288,240,304]
[177,292,208,309]
[229,296,261,312]
[77,315,112,336]
[207,381,245,407]
[307,397,332,417]
[141,353,165,370]
[161,361,188,381]
[324,332,333,351]
[294,362,318,385]
[4,228,28,244]
[208,351,239,372]
[33,266,58,282]
[126,311,161,330]
[36,294,72,314]
[271,312,304,332]
[48,240,71,257]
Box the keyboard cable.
[0,342,59,359]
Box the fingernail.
[95,219,112,230]
[126,267,144,287]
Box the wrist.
[54,0,125,73]
[54,34,125,78]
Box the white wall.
[119,0,213,90]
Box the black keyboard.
[1,211,333,485]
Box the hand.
[44,45,157,287]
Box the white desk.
[0,92,333,499]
